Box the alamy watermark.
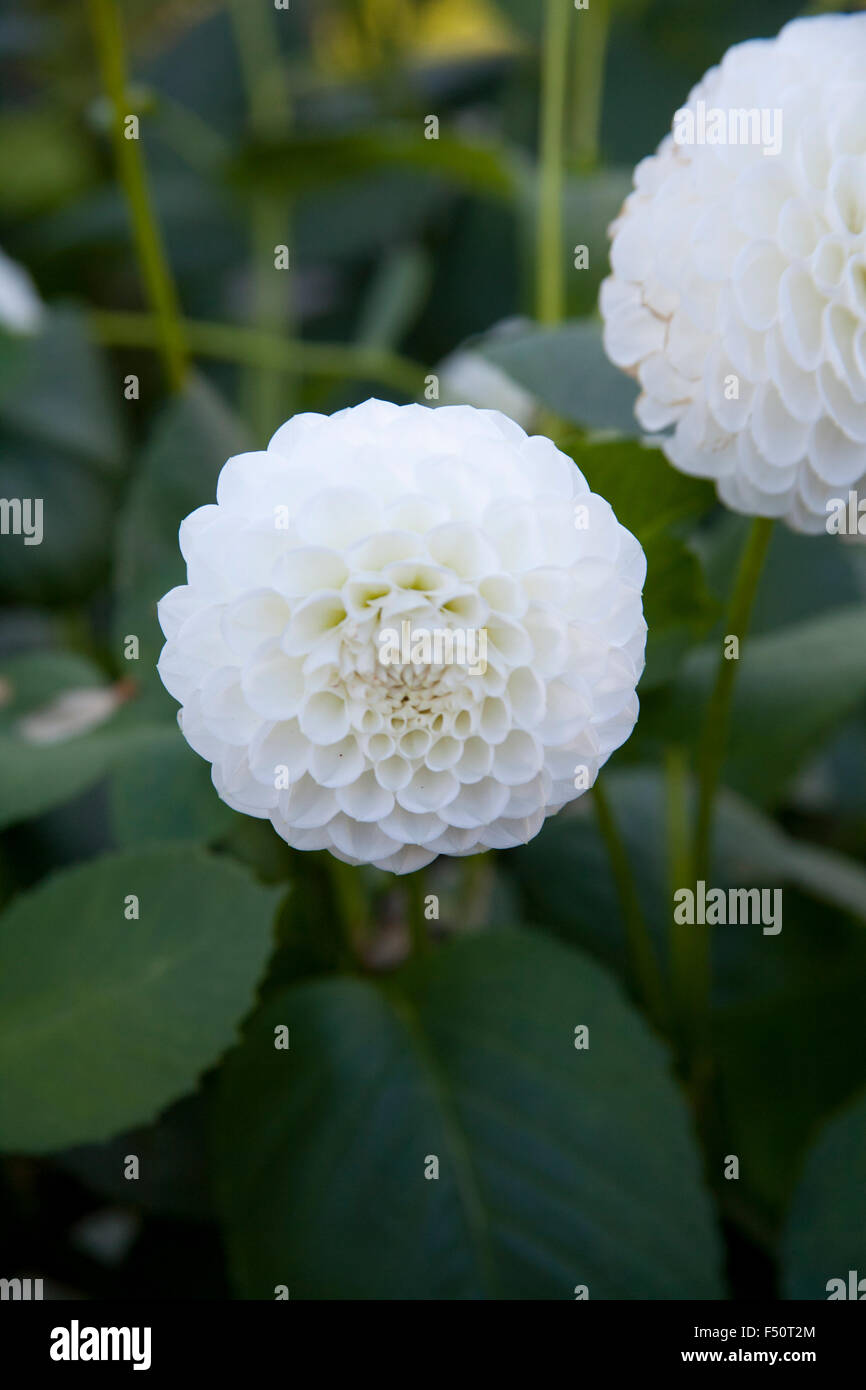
[673,101,783,157]
[673,881,782,935]
[378,619,487,676]
[0,497,43,545]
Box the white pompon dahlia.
[600,14,866,535]
[157,400,646,873]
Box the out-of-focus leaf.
[215,928,723,1299]
[0,438,116,604]
[0,109,96,217]
[509,768,866,986]
[782,1090,866,1299]
[110,728,234,848]
[228,128,520,201]
[113,375,249,717]
[640,606,866,805]
[563,438,718,687]
[481,319,640,434]
[59,1093,214,1223]
[0,847,279,1152]
[0,308,124,473]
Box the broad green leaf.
[0,847,279,1152]
[215,928,723,1299]
[782,1090,866,1300]
[113,375,249,715]
[0,435,116,603]
[640,606,866,804]
[110,728,234,848]
[508,768,866,985]
[0,308,123,472]
[0,651,161,831]
[715,937,866,1225]
[481,320,640,435]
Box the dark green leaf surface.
[0,847,279,1152]
[215,928,723,1300]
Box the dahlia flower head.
[601,14,866,534]
[157,400,646,873]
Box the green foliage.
[113,376,249,715]
[782,1090,866,1299]
[0,848,279,1152]
[215,928,724,1300]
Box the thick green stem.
[693,517,774,884]
[88,0,188,392]
[228,0,295,437]
[328,859,369,964]
[90,309,425,397]
[666,745,696,1051]
[688,516,774,1044]
[593,778,667,1027]
[571,0,610,169]
[536,0,571,325]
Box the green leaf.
[508,768,866,986]
[214,928,723,1299]
[0,847,279,1152]
[567,437,716,539]
[228,128,519,202]
[565,439,718,687]
[641,606,866,804]
[113,375,249,716]
[0,436,117,603]
[782,1090,866,1299]
[481,320,640,435]
[0,307,123,473]
[715,938,866,1226]
[109,728,235,848]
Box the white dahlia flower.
[157,400,646,873]
[600,14,866,534]
[0,247,43,335]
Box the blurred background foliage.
[0,0,865,1300]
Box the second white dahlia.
[601,14,866,534]
[157,400,646,873]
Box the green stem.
[665,745,696,1051]
[593,778,667,1027]
[87,0,188,392]
[693,517,774,884]
[688,516,774,1044]
[571,0,610,169]
[228,0,295,438]
[90,309,426,397]
[405,870,430,959]
[536,0,571,325]
[328,859,368,964]
[461,852,493,928]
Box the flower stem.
[328,859,369,965]
[665,744,696,1050]
[536,0,571,325]
[693,517,774,883]
[570,0,610,170]
[593,778,667,1028]
[228,0,295,438]
[90,309,426,397]
[405,870,430,959]
[87,0,188,392]
[688,516,774,1040]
